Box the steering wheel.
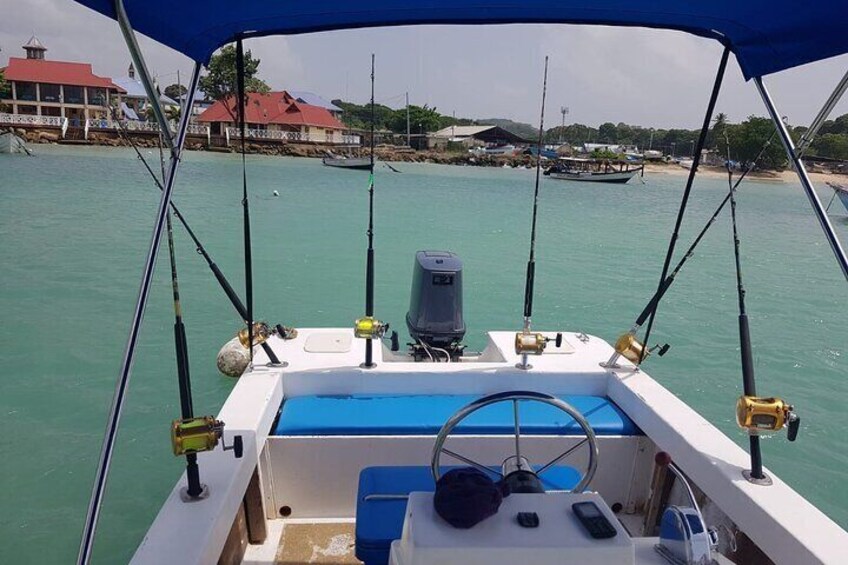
[430,391,599,493]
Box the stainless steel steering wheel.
[430,391,599,493]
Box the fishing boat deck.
[132,330,847,565]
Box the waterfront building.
[198,90,348,143]
[112,63,178,120]
[0,36,124,124]
[428,124,531,150]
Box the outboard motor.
[406,251,466,361]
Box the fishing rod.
[354,54,388,368]
[722,133,800,483]
[164,210,204,496]
[515,56,560,370]
[109,107,285,365]
[236,39,255,365]
[603,129,778,368]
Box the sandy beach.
[643,161,845,185]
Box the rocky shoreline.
[12,126,847,183]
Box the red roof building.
[1,36,124,123]
[198,91,348,144]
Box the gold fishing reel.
[354,316,388,340]
[736,395,800,441]
[171,416,244,457]
[514,331,562,355]
[608,332,670,365]
[237,321,298,348]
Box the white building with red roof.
[198,90,352,144]
[1,36,124,125]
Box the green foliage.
[591,148,622,160]
[811,133,848,160]
[724,116,787,169]
[331,99,394,130]
[199,44,270,120]
[164,83,187,101]
[0,69,9,100]
[392,104,442,133]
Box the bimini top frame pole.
[796,69,848,157]
[114,0,173,149]
[754,77,848,283]
[75,13,201,565]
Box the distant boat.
[677,158,694,169]
[544,157,643,184]
[827,182,848,214]
[470,144,517,156]
[322,151,372,170]
[526,146,559,159]
[0,130,31,155]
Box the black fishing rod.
[364,54,377,368]
[523,56,549,331]
[724,140,765,479]
[109,108,283,365]
[605,130,777,367]
[236,39,255,363]
[514,57,554,370]
[164,211,203,496]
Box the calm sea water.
[1,145,846,563]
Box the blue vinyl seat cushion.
[355,465,581,565]
[274,394,640,436]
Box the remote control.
[572,501,617,539]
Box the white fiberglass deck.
[132,330,848,565]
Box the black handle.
[787,415,800,442]
[555,333,563,348]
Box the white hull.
[132,329,847,565]
[548,170,639,183]
[0,131,28,154]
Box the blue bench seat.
[274,394,640,436]
[355,465,581,565]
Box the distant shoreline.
[13,128,847,185]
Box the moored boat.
[544,157,643,183]
[322,151,372,170]
[0,130,31,155]
[827,182,848,214]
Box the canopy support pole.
[754,77,848,282]
[114,0,174,149]
[75,44,201,564]
[796,69,848,157]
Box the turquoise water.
[1,145,846,563]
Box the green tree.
[726,116,787,169]
[811,133,848,160]
[390,104,441,133]
[164,83,187,101]
[0,70,9,97]
[598,122,617,142]
[199,44,270,120]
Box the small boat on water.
[0,130,31,155]
[827,182,848,214]
[322,151,372,170]
[470,144,518,156]
[544,157,644,183]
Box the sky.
[3,0,848,130]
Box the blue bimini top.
[74,1,848,80]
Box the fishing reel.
[217,321,297,377]
[602,332,670,368]
[237,321,297,348]
[171,416,243,458]
[736,396,800,441]
[514,331,563,370]
[354,316,389,340]
[514,331,563,355]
